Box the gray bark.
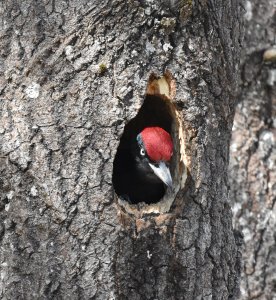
[0,0,242,299]
[229,0,276,299]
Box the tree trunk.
[0,1,242,299]
[229,0,276,298]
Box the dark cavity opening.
[112,95,174,205]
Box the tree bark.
[229,0,276,298]
[0,1,242,299]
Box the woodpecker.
[113,126,173,204]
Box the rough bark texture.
[0,1,242,299]
[229,0,276,299]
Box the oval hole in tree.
[112,73,187,213]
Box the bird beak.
[149,161,173,188]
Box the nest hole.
[112,73,185,214]
[112,72,187,217]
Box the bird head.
[136,127,173,188]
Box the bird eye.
[140,148,145,156]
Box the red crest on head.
[140,127,173,162]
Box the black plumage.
[113,136,166,204]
